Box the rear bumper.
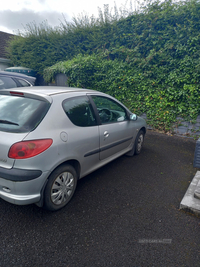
[0,170,49,205]
[0,190,41,205]
[0,166,42,181]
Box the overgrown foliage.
[44,47,200,132]
[7,0,200,132]
[6,2,135,74]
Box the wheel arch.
[140,126,146,135]
[36,159,81,208]
[53,159,81,179]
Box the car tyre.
[135,130,144,155]
[126,130,145,157]
[44,164,77,211]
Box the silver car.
[0,87,146,211]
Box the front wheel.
[135,130,144,155]
[44,164,77,211]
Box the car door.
[90,95,138,161]
[62,95,100,176]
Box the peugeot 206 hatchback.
[0,87,146,211]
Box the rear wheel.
[44,164,77,211]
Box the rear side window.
[17,79,31,87]
[62,96,97,127]
[0,77,18,89]
[0,95,50,133]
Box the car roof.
[0,86,129,111]
[0,86,101,103]
[0,71,36,81]
[0,86,96,95]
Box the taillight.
[8,139,53,159]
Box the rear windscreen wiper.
[0,120,19,126]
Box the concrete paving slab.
[180,171,200,216]
[194,175,200,199]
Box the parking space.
[0,130,199,267]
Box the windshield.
[0,95,50,133]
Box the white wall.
[0,58,11,70]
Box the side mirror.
[130,114,137,121]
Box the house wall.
[0,58,11,70]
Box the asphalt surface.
[0,131,200,267]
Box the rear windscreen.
[0,95,50,133]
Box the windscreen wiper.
[0,120,19,126]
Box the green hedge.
[7,0,200,73]
[43,48,200,132]
[7,0,200,132]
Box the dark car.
[0,71,36,89]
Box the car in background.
[0,71,36,89]
[0,87,146,211]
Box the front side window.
[0,95,50,133]
[63,96,97,127]
[91,95,128,124]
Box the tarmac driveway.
[0,130,199,267]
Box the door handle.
[104,131,109,139]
